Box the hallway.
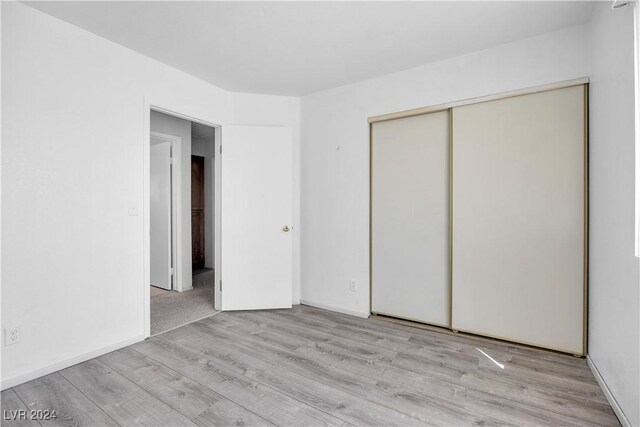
[150,268,216,335]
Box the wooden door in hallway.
[192,155,205,269]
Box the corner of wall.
[586,3,640,426]
[587,356,633,427]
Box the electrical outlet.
[349,279,358,292]
[5,327,20,346]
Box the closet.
[370,83,587,355]
[371,111,450,326]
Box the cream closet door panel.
[372,111,450,326]
[452,86,585,354]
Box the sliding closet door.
[371,111,449,326]
[452,85,585,354]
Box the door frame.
[143,101,222,338]
[150,131,182,292]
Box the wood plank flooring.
[2,305,620,426]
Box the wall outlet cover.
[5,327,20,346]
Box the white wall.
[191,137,206,157]
[203,136,215,270]
[588,3,640,425]
[150,111,193,291]
[1,2,300,388]
[300,24,590,318]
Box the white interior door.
[220,126,293,310]
[150,140,172,290]
[371,111,450,326]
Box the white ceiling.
[24,1,596,96]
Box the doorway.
[143,103,295,338]
[192,155,205,270]
[149,110,217,335]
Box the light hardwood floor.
[2,305,619,426]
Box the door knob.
[282,225,291,232]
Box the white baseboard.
[300,300,370,319]
[587,355,631,427]
[1,334,145,390]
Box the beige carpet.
[150,269,217,335]
[150,286,170,297]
